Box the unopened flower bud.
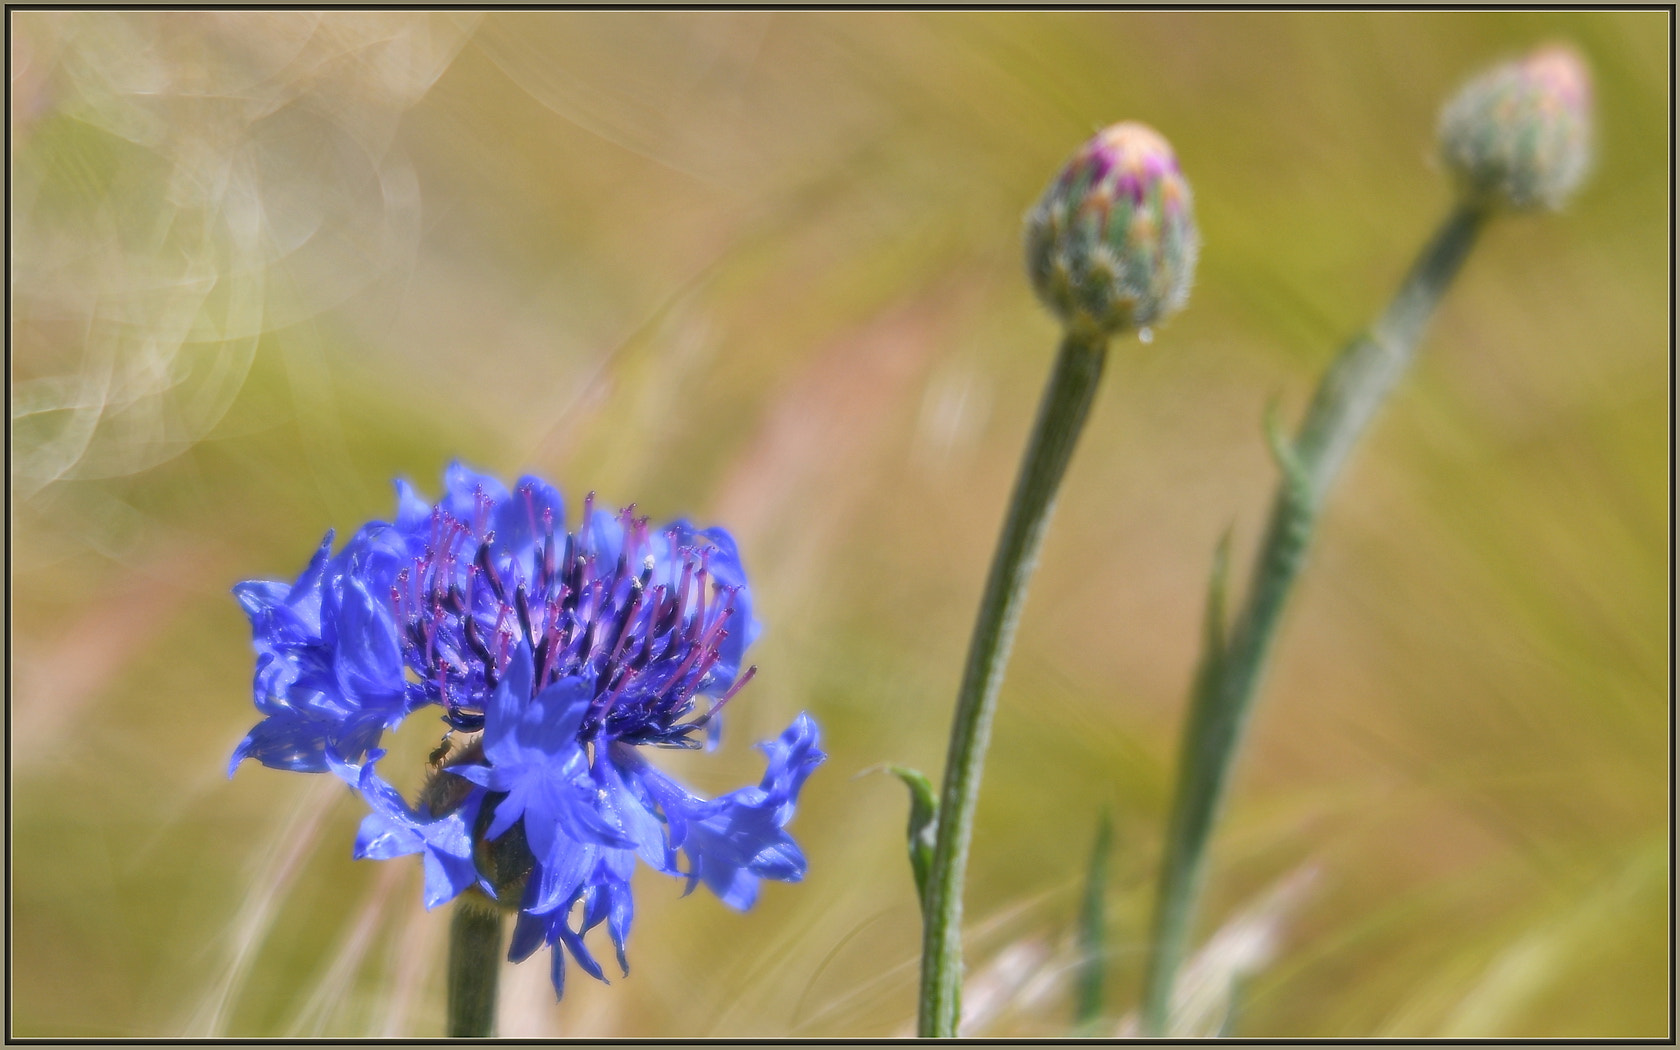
[1438,45,1593,211]
[1024,122,1199,338]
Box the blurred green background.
[9,11,1668,1038]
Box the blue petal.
[484,782,533,843]
[442,462,510,534]
[393,478,433,532]
[549,938,567,1002]
[228,713,339,775]
[598,756,673,871]
[284,531,336,626]
[677,713,823,910]
[492,476,566,559]
[630,760,697,849]
[449,762,510,792]
[420,849,480,910]
[579,505,626,568]
[329,711,393,769]
[608,880,633,976]
[355,810,421,861]
[580,883,609,933]
[704,864,762,911]
[333,522,413,592]
[333,577,404,708]
[524,675,593,756]
[233,580,310,644]
[694,803,806,896]
[330,752,483,910]
[538,772,639,853]
[557,921,606,983]
[525,837,594,914]
[758,712,824,818]
[482,642,535,756]
[508,908,552,964]
[697,524,760,673]
[747,838,807,882]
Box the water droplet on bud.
[1138,327,1155,345]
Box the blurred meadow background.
[9,10,1669,1038]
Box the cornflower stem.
[919,329,1109,1037]
[447,896,503,1038]
[1139,199,1491,1037]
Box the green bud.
[1438,44,1594,211]
[1024,122,1200,338]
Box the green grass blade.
[1073,807,1114,1032]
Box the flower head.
[1438,44,1594,211]
[1024,121,1200,337]
[230,463,822,999]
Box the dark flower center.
[388,487,750,749]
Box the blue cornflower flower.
[230,463,822,999]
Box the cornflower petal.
[227,711,345,775]
[491,476,566,559]
[579,505,626,568]
[233,580,311,647]
[333,577,405,708]
[693,523,761,678]
[393,479,433,532]
[522,836,599,915]
[282,532,335,630]
[595,756,673,872]
[326,749,485,910]
[676,714,824,910]
[558,921,606,983]
[441,461,510,534]
[229,531,408,774]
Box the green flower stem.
[447,896,503,1038]
[919,330,1109,1037]
[1140,200,1491,1037]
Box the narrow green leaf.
[1073,807,1114,1032]
[1142,526,1233,1036]
[1262,398,1309,498]
[1187,528,1233,711]
[889,765,939,907]
[1202,528,1232,665]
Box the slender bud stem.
[1140,200,1491,1037]
[447,896,503,1038]
[919,329,1109,1037]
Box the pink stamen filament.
[703,664,758,720]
